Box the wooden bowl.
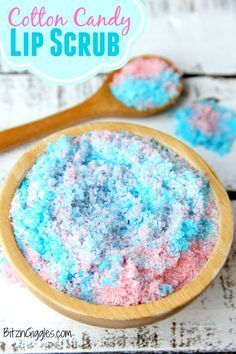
[0,122,233,328]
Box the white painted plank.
[0,204,235,353]
[0,75,59,129]
[0,75,103,129]
[143,0,236,13]
[0,74,235,190]
[135,0,236,74]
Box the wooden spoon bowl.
[0,122,233,328]
[0,55,183,152]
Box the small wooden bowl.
[0,122,233,328]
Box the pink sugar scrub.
[10,131,219,306]
[0,250,21,285]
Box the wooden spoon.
[0,55,183,153]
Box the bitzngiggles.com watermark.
[3,327,73,342]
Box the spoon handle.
[0,93,105,153]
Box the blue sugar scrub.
[174,99,236,156]
[110,57,181,110]
[10,131,218,306]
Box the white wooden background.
[0,0,236,352]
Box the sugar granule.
[0,250,21,285]
[174,99,236,156]
[10,131,218,306]
[110,57,181,111]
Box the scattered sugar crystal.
[175,99,236,155]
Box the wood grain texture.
[0,122,233,329]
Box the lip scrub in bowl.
[0,123,233,328]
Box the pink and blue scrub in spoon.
[110,57,182,111]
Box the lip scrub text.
[8,6,131,57]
